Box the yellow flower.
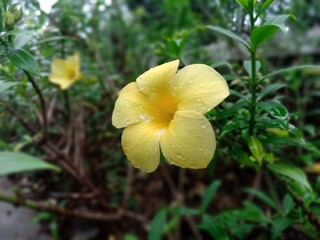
[112,60,229,173]
[48,53,83,90]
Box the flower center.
[67,67,77,79]
[144,93,177,130]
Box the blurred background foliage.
[0,0,320,239]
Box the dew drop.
[201,125,206,129]
[139,113,151,122]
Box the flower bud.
[13,6,23,22]
[3,11,15,27]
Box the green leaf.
[201,180,221,211]
[8,49,39,75]
[14,33,34,49]
[0,81,19,93]
[221,120,248,135]
[257,0,275,18]
[270,103,289,121]
[271,216,293,239]
[200,215,229,240]
[233,201,269,223]
[247,136,264,162]
[207,26,249,48]
[215,101,247,120]
[235,0,249,10]
[230,89,250,102]
[0,151,60,176]
[258,101,289,121]
[0,4,3,32]
[232,146,256,167]
[251,15,291,49]
[265,14,292,31]
[148,209,166,240]
[174,207,199,215]
[244,60,261,77]
[243,188,278,210]
[260,65,320,81]
[283,194,295,215]
[257,83,286,101]
[268,163,312,190]
[37,36,75,44]
[2,29,31,37]
[235,0,257,11]
[251,25,279,49]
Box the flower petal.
[122,121,161,173]
[160,110,216,169]
[48,74,75,90]
[136,60,179,97]
[66,53,80,68]
[112,82,153,128]
[50,59,70,78]
[172,64,229,114]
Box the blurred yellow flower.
[112,60,229,173]
[48,53,83,90]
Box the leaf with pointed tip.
[0,82,19,93]
[268,163,312,190]
[257,83,286,101]
[251,15,291,49]
[244,60,261,77]
[207,26,249,48]
[8,49,39,75]
[148,209,167,240]
[0,151,60,176]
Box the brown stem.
[4,104,37,134]
[0,193,119,222]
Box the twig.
[0,193,118,222]
[4,104,37,134]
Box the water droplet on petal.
[139,113,151,122]
[201,125,206,129]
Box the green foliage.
[8,48,39,75]
[0,151,60,175]
[148,209,167,240]
[268,163,312,190]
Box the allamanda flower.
[48,53,83,90]
[112,60,229,173]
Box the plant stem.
[0,193,143,222]
[24,70,48,140]
[249,3,257,135]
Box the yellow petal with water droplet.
[136,59,179,97]
[122,121,162,173]
[112,82,155,128]
[172,64,229,114]
[160,110,215,169]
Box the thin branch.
[0,193,118,222]
[4,104,37,134]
